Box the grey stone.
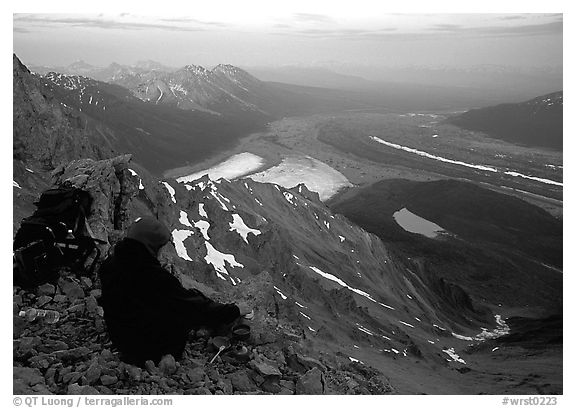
[36,295,52,307]
[28,355,52,370]
[261,378,282,394]
[13,316,26,338]
[295,367,325,395]
[85,296,99,315]
[187,367,205,384]
[37,283,56,296]
[216,379,233,394]
[52,346,91,363]
[250,357,281,377]
[145,360,158,374]
[17,336,42,355]
[228,370,257,392]
[54,294,68,303]
[13,366,45,387]
[90,289,102,298]
[58,277,85,300]
[279,379,295,391]
[45,367,57,387]
[13,294,23,306]
[100,375,118,386]
[63,371,83,384]
[287,353,326,373]
[85,360,102,385]
[80,277,93,289]
[126,365,142,382]
[66,304,85,314]
[159,354,177,375]
[100,348,115,362]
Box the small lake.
[393,208,446,238]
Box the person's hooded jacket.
[98,217,240,365]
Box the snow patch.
[209,190,229,210]
[283,192,296,205]
[452,315,510,342]
[229,214,261,243]
[194,220,211,241]
[179,211,193,228]
[273,286,287,300]
[339,235,345,242]
[398,321,415,328]
[443,348,466,364]
[348,357,364,364]
[161,182,176,203]
[198,203,208,218]
[13,181,22,189]
[504,171,562,187]
[299,312,311,320]
[370,136,498,173]
[171,229,194,261]
[356,324,375,336]
[247,155,352,201]
[204,242,244,282]
[307,265,395,310]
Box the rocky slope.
[446,91,563,150]
[13,54,116,170]
[13,153,522,394]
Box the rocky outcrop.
[13,269,394,395]
[14,152,498,395]
[13,54,115,170]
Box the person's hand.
[237,302,253,317]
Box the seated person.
[98,216,251,366]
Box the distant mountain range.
[29,60,561,112]
[14,55,266,174]
[16,55,378,174]
[446,92,563,150]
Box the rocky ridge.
[13,154,400,394]
[13,153,512,394]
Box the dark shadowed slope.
[328,178,562,315]
[446,91,563,150]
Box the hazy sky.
[13,5,563,71]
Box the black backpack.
[13,187,102,288]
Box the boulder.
[37,283,56,297]
[250,355,281,377]
[287,353,326,373]
[36,296,52,307]
[227,370,258,392]
[295,367,325,395]
[85,360,102,385]
[125,365,142,382]
[100,375,118,386]
[186,367,205,384]
[58,277,85,300]
[159,354,177,376]
[13,366,48,394]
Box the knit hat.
[126,216,171,256]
